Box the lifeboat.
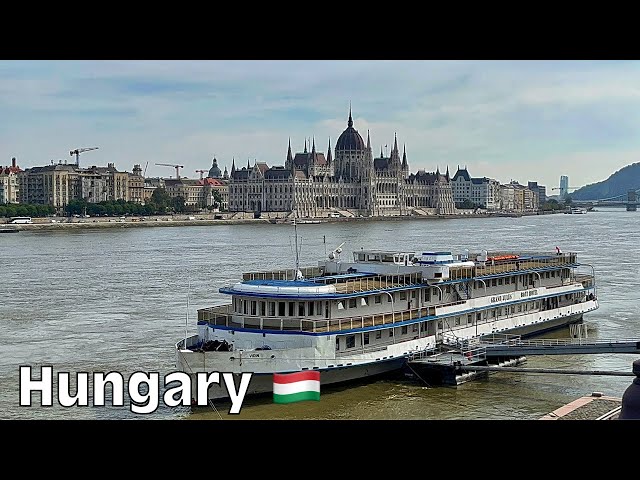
[488,254,520,262]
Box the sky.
[2,60,639,192]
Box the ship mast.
[294,215,301,279]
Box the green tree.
[212,190,223,209]
[457,199,475,209]
[172,195,186,213]
[151,188,171,209]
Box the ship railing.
[241,266,323,281]
[477,333,522,346]
[472,252,578,277]
[323,272,424,293]
[460,344,487,363]
[198,305,438,333]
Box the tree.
[212,190,223,210]
[151,188,171,209]
[564,196,573,206]
[172,195,186,213]
[457,199,475,209]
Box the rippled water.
[1,209,638,420]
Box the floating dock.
[407,333,640,386]
[540,393,622,420]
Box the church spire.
[327,138,332,164]
[348,104,353,128]
[304,138,307,153]
[380,146,384,158]
[287,137,293,163]
[402,144,408,169]
[446,165,450,180]
[231,157,236,173]
[367,129,371,150]
[393,133,398,154]
[247,158,250,170]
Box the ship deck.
[239,252,580,293]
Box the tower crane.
[155,163,185,179]
[70,147,99,167]
[195,169,207,180]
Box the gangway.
[478,334,640,356]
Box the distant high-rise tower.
[559,175,569,199]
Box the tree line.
[1,188,225,218]
[0,203,55,218]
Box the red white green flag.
[273,371,320,404]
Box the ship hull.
[185,357,406,403]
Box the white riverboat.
[175,245,598,402]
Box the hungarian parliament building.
[228,109,457,217]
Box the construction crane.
[195,169,207,180]
[155,163,184,179]
[70,147,99,167]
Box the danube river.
[1,209,638,420]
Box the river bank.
[1,210,558,232]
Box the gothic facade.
[228,110,456,217]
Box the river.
[1,208,637,420]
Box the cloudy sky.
[1,60,638,191]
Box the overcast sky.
[1,60,638,191]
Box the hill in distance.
[571,162,640,200]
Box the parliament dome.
[335,109,365,151]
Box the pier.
[407,333,640,386]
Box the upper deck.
[220,250,582,299]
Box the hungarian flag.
[273,371,320,404]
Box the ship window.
[434,272,442,278]
[260,302,266,316]
[367,254,378,261]
[349,298,357,308]
[389,329,394,337]
[243,300,248,314]
[510,306,515,314]
[401,326,408,334]
[346,335,356,349]
[491,279,497,287]
[425,289,431,301]
[278,302,285,316]
[455,317,460,326]
[476,313,481,321]
[288,302,294,316]
[445,286,450,294]
[298,303,305,316]
[375,295,381,304]
[491,309,496,317]
[336,337,340,351]
[309,302,315,316]
[437,321,443,330]
[518,305,522,312]
[375,330,382,339]
[467,314,472,324]
[498,278,503,285]
[511,277,516,284]
[399,292,407,300]
[551,271,555,277]
[358,253,366,261]
[387,294,393,302]
[363,333,370,345]
[269,302,275,316]
[413,323,418,332]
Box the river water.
[1,208,638,420]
